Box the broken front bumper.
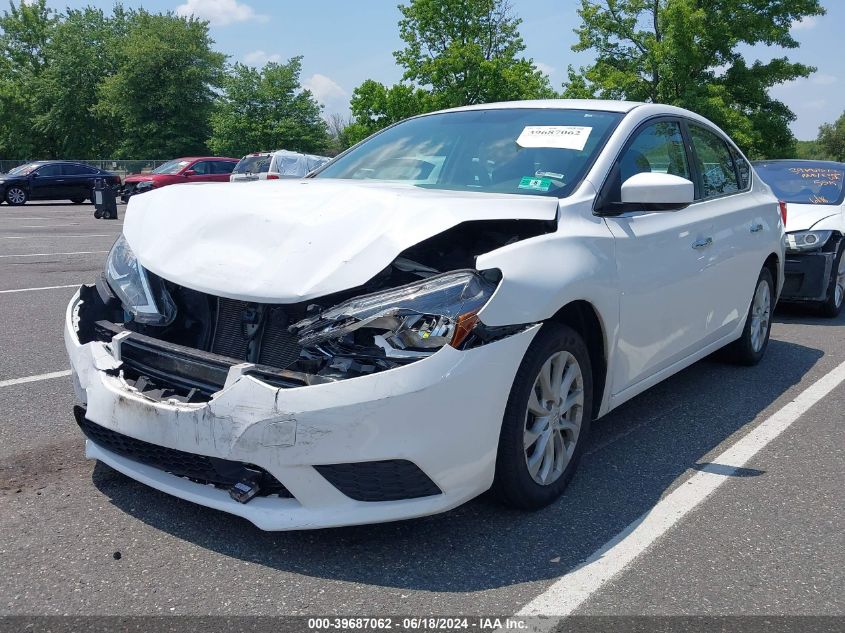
[781,251,835,302]
[65,290,539,530]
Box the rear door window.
[689,125,740,199]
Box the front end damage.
[66,216,548,530]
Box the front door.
[601,119,713,395]
[30,163,67,200]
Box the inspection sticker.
[516,125,593,151]
[518,176,553,192]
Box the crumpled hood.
[123,179,558,303]
[784,202,843,232]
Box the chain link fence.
[0,159,171,177]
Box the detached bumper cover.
[65,290,538,530]
[782,252,834,302]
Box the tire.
[70,197,85,204]
[493,323,593,510]
[818,241,845,318]
[723,267,774,366]
[5,186,27,206]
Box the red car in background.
[121,156,239,202]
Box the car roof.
[177,156,238,161]
[438,98,644,115]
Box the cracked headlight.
[292,270,498,356]
[105,234,176,325]
[786,230,832,252]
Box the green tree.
[563,0,825,159]
[209,57,329,157]
[0,0,56,157]
[31,6,124,157]
[817,111,845,162]
[97,10,225,158]
[345,79,435,145]
[395,0,554,108]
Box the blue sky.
[32,0,844,139]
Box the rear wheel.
[819,242,845,318]
[723,267,774,366]
[493,323,593,510]
[70,197,85,204]
[5,186,27,205]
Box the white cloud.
[304,74,348,111]
[243,50,282,66]
[791,16,817,31]
[175,0,268,27]
[535,62,555,77]
[812,73,837,86]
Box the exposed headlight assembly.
[291,270,498,357]
[105,234,176,325]
[786,230,832,252]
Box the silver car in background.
[230,150,331,182]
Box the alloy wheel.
[523,351,584,485]
[6,188,25,205]
[834,254,845,308]
[749,279,771,353]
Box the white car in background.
[230,149,330,182]
[65,100,784,530]
[753,160,845,316]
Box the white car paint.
[65,99,785,529]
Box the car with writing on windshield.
[0,161,119,206]
[753,160,845,317]
[65,100,784,530]
[121,157,239,202]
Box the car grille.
[315,460,442,502]
[75,406,292,498]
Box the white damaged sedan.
[65,100,785,530]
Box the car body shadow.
[92,338,821,592]
[774,302,845,326]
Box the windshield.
[316,108,623,197]
[152,159,191,175]
[754,161,845,206]
[7,163,39,176]
[234,155,272,174]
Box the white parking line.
[517,359,845,620]
[0,284,80,294]
[0,370,72,389]
[0,250,108,258]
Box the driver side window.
[601,120,691,209]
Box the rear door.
[684,122,764,342]
[601,118,714,394]
[61,163,97,200]
[210,160,237,181]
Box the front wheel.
[493,323,593,510]
[819,242,845,318]
[724,267,774,366]
[5,186,27,205]
[70,197,85,204]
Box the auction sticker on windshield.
[516,125,592,150]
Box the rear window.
[234,155,271,174]
[754,162,845,206]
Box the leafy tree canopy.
[817,111,845,162]
[343,0,555,149]
[209,57,329,157]
[563,0,825,159]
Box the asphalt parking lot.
[0,202,843,619]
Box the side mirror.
[620,172,694,210]
[184,169,197,177]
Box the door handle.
[750,222,764,233]
[692,237,713,249]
